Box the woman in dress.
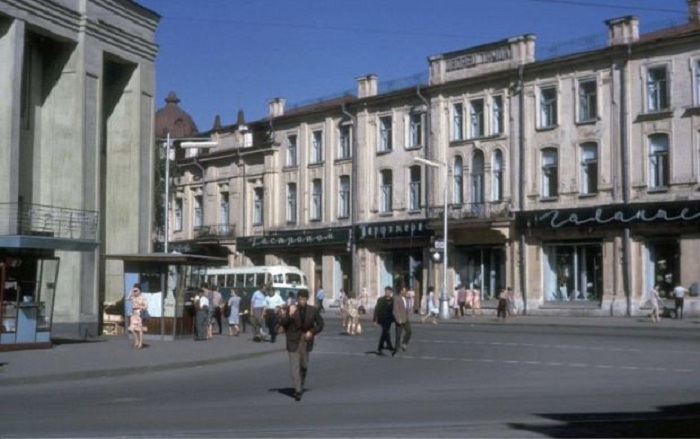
[345,293,361,335]
[650,284,662,323]
[128,285,148,349]
[227,288,241,336]
[421,287,439,324]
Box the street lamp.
[162,133,218,253]
[414,156,450,320]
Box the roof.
[104,252,227,266]
[155,91,199,139]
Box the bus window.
[234,274,243,287]
[245,273,256,288]
[225,274,234,288]
[273,274,284,284]
[286,273,303,286]
[207,275,216,287]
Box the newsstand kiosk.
[104,253,226,340]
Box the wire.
[520,0,683,14]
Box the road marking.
[316,351,697,373]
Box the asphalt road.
[1,319,699,438]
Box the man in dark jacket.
[278,289,324,401]
[373,285,395,355]
[238,291,251,333]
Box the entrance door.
[646,239,679,297]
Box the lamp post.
[162,133,219,253]
[414,156,450,320]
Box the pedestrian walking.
[392,286,413,356]
[264,288,285,343]
[277,290,324,402]
[457,284,467,317]
[471,288,482,315]
[227,288,241,336]
[211,286,224,335]
[373,286,395,355]
[315,285,326,313]
[251,283,267,340]
[128,284,147,349]
[506,287,517,316]
[673,283,688,320]
[421,286,439,324]
[650,284,662,324]
[195,287,211,341]
[497,288,508,321]
[345,292,361,335]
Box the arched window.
[471,150,484,204]
[492,150,503,202]
[453,156,464,205]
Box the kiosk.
[104,253,226,340]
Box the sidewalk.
[0,314,697,385]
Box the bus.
[203,265,309,301]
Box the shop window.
[646,240,679,298]
[544,244,602,302]
[455,247,505,301]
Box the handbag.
[140,308,150,322]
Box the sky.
[137,0,687,132]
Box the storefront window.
[455,247,505,300]
[645,240,679,298]
[544,244,602,302]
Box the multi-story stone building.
[0,0,159,347]
[169,1,700,316]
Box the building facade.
[168,1,700,316]
[0,0,159,345]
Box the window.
[453,156,464,205]
[193,195,203,228]
[470,99,484,138]
[409,166,421,211]
[471,150,485,204]
[379,116,393,152]
[544,244,602,302]
[492,150,503,202]
[311,131,323,164]
[338,175,350,219]
[253,188,264,225]
[578,79,597,122]
[580,142,598,195]
[647,66,669,112]
[286,183,297,223]
[338,125,351,159]
[220,192,229,231]
[492,95,504,135]
[409,113,423,147]
[174,198,183,232]
[287,135,298,166]
[380,170,393,213]
[648,134,669,189]
[542,148,559,197]
[539,86,558,128]
[311,179,322,221]
[695,60,700,106]
[452,103,464,141]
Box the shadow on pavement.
[509,402,700,438]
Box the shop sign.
[518,202,700,230]
[446,45,512,72]
[356,220,432,241]
[237,228,350,250]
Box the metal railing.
[193,224,236,239]
[428,202,511,221]
[0,202,98,240]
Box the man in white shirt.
[196,286,211,341]
[250,283,267,339]
[673,284,688,320]
[264,289,286,343]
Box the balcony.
[429,202,512,221]
[193,224,236,240]
[0,202,98,241]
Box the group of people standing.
[648,283,690,323]
[373,286,413,357]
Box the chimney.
[357,74,378,98]
[605,16,639,46]
[268,97,285,118]
[690,0,700,25]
